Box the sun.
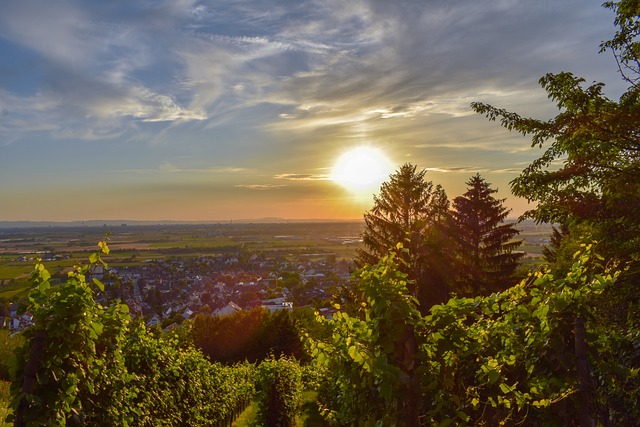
[332,146,394,193]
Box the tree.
[600,0,640,88]
[540,222,599,277]
[357,163,453,311]
[542,223,570,266]
[471,1,640,264]
[312,251,424,425]
[451,174,524,295]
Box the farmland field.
[0,220,550,301]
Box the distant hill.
[0,218,363,229]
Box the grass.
[0,380,11,427]
[0,263,32,281]
[232,391,325,427]
[298,391,326,426]
[149,237,239,249]
[519,245,544,254]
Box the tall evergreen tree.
[357,163,453,311]
[451,174,523,295]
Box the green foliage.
[191,307,268,363]
[468,13,640,422]
[600,0,640,87]
[121,323,255,426]
[311,249,424,425]
[7,240,256,426]
[451,174,524,295]
[589,322,640,424]
[8,240,116,426]
[254,309,307,362]
[312,243,639,425]
[0,331,23,382]
[421,243,621,425]
[357,163,453,312]
[0,380,10,427]
[471,2,640,264]
[190,307,306,364]
[254,356,303,427]
[299,359,328,392]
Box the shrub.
[7,240,256,426]
[255,356,302,427]
[0,330,23,381]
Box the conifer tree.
[451,174,523,295]
[357,163,453,311]
[542,223,570,265]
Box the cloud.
[159,162,179,172]
[425,166,522,174]
[235,184,286,190]
[0,0,209,142]
[0,0,618,148]
[274,173,330,181]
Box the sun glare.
[332,146,394,194]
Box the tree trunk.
[15,329,47,427]
[574,316,592,427]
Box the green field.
[0,222,364,282]
[0,221,550,302]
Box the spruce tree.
[357,163,453,311]
[542,223,570,265]
[451,174,523,295]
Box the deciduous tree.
[471,1,640,264]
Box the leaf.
[533,399,551,408]
[487,369,500,385]
[350,346,366,366]
[93,278,105,292]
[89,253,99,264]
[98,240,110,255]
[91,321,104,336]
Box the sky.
[0,0,627,222]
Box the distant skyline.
[0,0,626,222]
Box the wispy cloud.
[0,0,621,220]
[105,165,249,175]
[235,184,286,190]
[274,173,330,181]
[426,166,522,174]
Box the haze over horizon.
[0,1,626,222]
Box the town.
[0,220,550,334]
[0,221,367,332]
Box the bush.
[0,330,23,381]
[190,307,307,364]
[7,241,257,426]
[311,250,423,425]
[121,324,256,426]
[255,356,303,427]
[0,379,10,425]
[312,243,640,426]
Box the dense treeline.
[358,166,524,313]
[189,306,307,363]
